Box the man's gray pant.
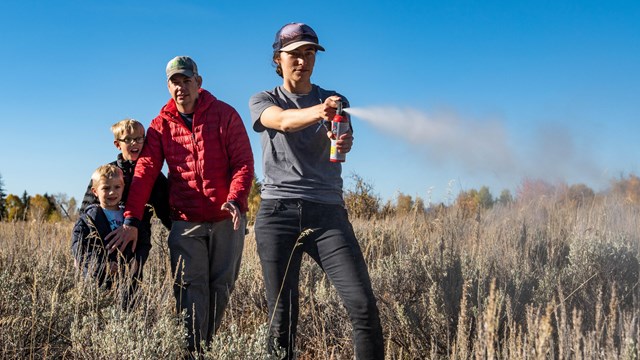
[168,218,245,352]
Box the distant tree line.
[342,173,640,220]
[3,171,640,223]
[0,173,77,222]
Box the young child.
[72,164,130,286]
[78,119,171,284]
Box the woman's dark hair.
[272,51,283,78]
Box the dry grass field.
[1,191,639,359]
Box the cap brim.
[166,69,195,80]
[279,41,325,52]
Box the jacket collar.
[116,153,136,173]
[161,88,216,122]
[83,204,114,239]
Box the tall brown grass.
[1,192,639,359]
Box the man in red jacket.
[107,56,254,354]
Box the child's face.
[92,176,124,210]
[114,126,145,161]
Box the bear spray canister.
[329,101,349,162]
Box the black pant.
[254,199,384,359]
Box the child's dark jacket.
[71,204,132,285]
[79,154,171,258]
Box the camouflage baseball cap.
[165,56,198,80]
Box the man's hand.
[105,224,138,253]
[221,201,241,230]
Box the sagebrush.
[1,192,639,359]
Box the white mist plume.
[345,107,515,173]
[344,106,602,183]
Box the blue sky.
[1,0,639,205]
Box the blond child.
[71,164,130,286]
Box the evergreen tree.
[0,173,6,220]
[21,191,30,221]
[46,193,62,222]
[476,186,494,209]
[497,189,514,206]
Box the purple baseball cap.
[273,23,325,52]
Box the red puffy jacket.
[124,89,254,223]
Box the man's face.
[114,125,145,161]
[168,74,202,113]
[92,177,124,210]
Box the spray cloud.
[344,106,602,184]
